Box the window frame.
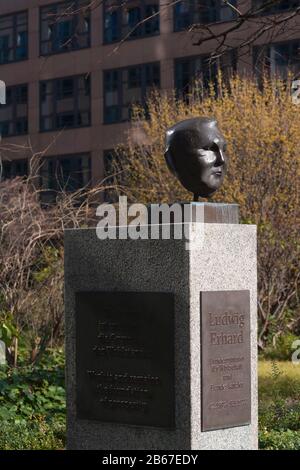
[103,0,160,45]
[174,51,237,99]
[103,61,161,124]
[0,158,28,181]
[0,10,28,65]
[252,0,300,16]
[173,0,238,32]
[0,83,28,138]
[39,73,91,133]
[39,0,91,57]
[39,152,92,200]
[253,39,300,80]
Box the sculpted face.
[165,117,227,199]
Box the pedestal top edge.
[64,223,257,232]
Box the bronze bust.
[165,117,227,201]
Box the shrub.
[0,176,105,366]
[0,419,65,450]
[258,360,300,449]
[0,349,66,450]
[262,333,300,361]
[113,76,300,348]
[0,349,65,423]
[259,430,300,450]
[259,402,300,432]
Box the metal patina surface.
[165,117,227,201]
[76,291,175,428]
[200,290,251,432]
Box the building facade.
[0,0,299,194]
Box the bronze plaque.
[75,292,175,428]
[200,290,251,431]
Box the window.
[104,0,159,43]
[253,0,299,15]
[0,158,28,181]
[254,40,300,80]
[40,0,90,55]
[40,75,91,132]
[0,11,28,64]
[104,62,160,123]
[175,52,237,99]
[0,84,28,138]
[174,0,237,31]
[40,153,91,201]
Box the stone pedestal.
[65,222,258,450]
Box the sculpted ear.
[164,149,177,176]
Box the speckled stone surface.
[65,224,258,450]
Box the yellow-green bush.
[113,76,300,348]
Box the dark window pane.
[40,153,91,202]
[175,52,236,100]
[0,11,28,64]
[104,10,119,42]
[254,40,300,80]
[128,67,142,88]
[145,4,159,34]
[104,63,160,124]
[174,0,237,31]
[0,35,11,63]
[1,159,28,180]
[57,114,75,128]
[0,84,28,137]
[40,0,91,55]
[0,122,10,137]
[253,0,299,15]
[104,0,160,43]
[16,31,28,59]
[57,78,74,98]
[128,7,142,37]
[40,75,91,132]
[16,85,27,103]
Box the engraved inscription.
[201,291,251,431]
[76,292,175,427]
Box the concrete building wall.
[0,0,299,186]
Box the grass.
[258,360,300,403]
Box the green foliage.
[262,333,300,361]
[1,352,299,450]
[259,402,300,432]
[259,430,300,450]
[0,349,66,450]
[0,419,65,450]
[0,313,18,348]
[0,349,65,424]
[32,246,61,284]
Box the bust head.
[165,117,227,200]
